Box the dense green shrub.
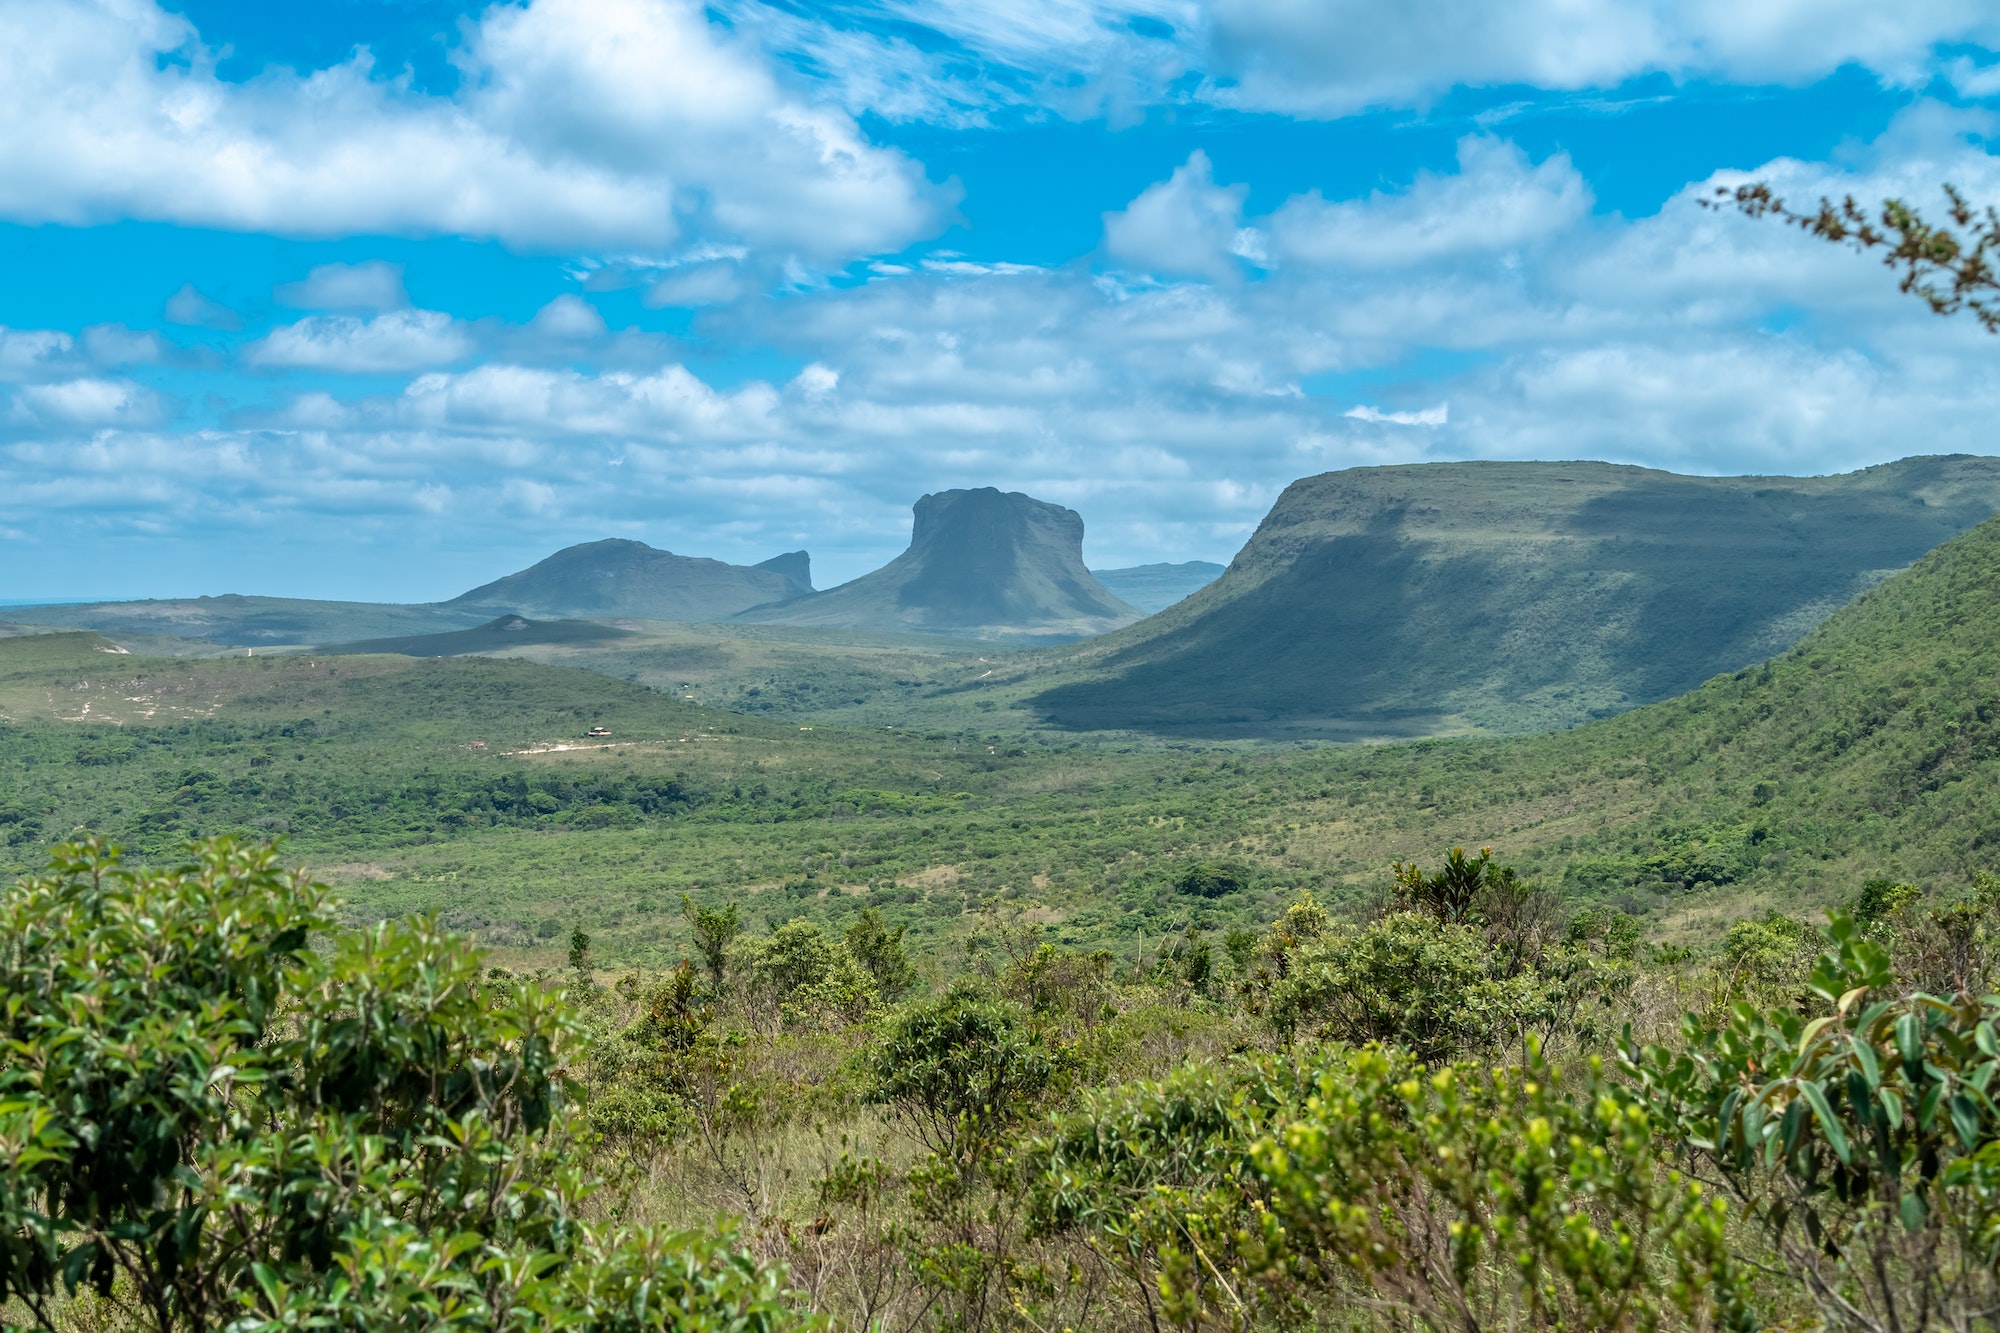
[0,838,807,1333]
[1173,861,1248,898]
[1627,912,2000,1333]
[734,919,879,1031]
[1243,1043,1753,1333]
[865,987,1065,1158]
[1024,1044,1752,1332]
[845,907,916,1000]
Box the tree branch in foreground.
[1707,181,2000,332]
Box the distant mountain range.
[1091,562,1225,614]
[1028,455,2000,736]
[14,456,2000,741]
[737,488,1142,639]
[5,594,487,647]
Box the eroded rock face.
[753,551,813,592]
[738,488,1141,640]
[448,539,811,622]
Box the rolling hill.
[737,488,1143,640]
[1028,455,2000,737]
[448,539,810,620]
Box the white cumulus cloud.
[249,310,474,374]
[529,295,608,339]
[1271,137,1592,268]
[1102,150,1256,282]
[9,378,160,427]
[1346,403,1448,426]
[0,329,79,383]
[0,0,949,263]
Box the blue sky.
[3,0,1999,601]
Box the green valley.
[12,501,2000,975]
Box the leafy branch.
[1707,182,2000,331]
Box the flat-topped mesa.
[737,488,1142,640]
[1028,454,2000,738]
[447,538,810,621]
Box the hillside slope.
[1533,506,2000,897]
[448,539,808,620]
[1029,455,2000,736]
[738,488,1142,640]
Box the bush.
[846,907,916,1000]
[734,919,879,1031]
[1625,912,2000,1333]
[1024,1045,1752,1333]
[1174,861,1248,898]
[1243,1044,1752,1332]
[1269,911,1552,1060]
[0,837,808,1333]
[866,987,1065,1157]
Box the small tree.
[845,908,916,1000]
[866,987,1064,1160]
[681,892,741,987]
[1391,845,1512,923]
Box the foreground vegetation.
[11,836,2000,1332]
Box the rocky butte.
[738,487,1141,640]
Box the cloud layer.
[7,100,2000,594]
[3,3,2000,597]
[731,0,2000,122]
[0,0,948,262]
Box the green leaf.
[1951,1093,1982,1149]
[1797,1081,1852,1164]
[1779,1098,1807,1160]
[1897,1014,1925,1078]
[1852,1038,1880,1088]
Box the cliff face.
[448,539,810,621]
[738,488,1141,640]
[754,551,813,591]
[1027,455,2000,737]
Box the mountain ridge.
[1090,561,1226,614]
